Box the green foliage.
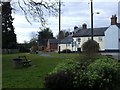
[38,28,55,46]
[44,59,81,89]
[2,2,17,49]
[18,44,30,52]
[44,57,120,90]
[44,70,75,88]
[61,49,72,53]
[86,58,120,90]
[2,53,65,88]
[19,46,30,52]
[29,38,38,46]
[82,40,99,58]
[75,57,120,90]
[49,59,80,74]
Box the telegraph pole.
[90,0,94,40]
[58,0,61,54]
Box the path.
[101,52,120,60]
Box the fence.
[2,49,19,54]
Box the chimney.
[111,15,117,25]
[82,23,87,30]
[74,26,78,33]
[74,26,78,30]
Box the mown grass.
[2,53,78,88]
[2,53,120,89]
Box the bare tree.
[1,0,60,26]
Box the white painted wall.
[105,25,119,50]
[118,1,120,23]
[60,43,77,52]
[80,36,105,51]
[60,36,105,52]
[118,28,120,51]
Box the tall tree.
[10,0,60,26]
[2,2,17,49]
[57,30,71,40]
[38,28,55,46]
[57,30,65,40]
[65,31,70,37]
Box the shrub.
[82,39,99,59]
[86,57,120,90]
[44,70,75,88]
[44,57,120,90]
[61,49,72,53]
[44,59,81,89]
[19,46,30,52]
[73,57,120,90]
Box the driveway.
[101,52,120,60]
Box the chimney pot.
[74,26,78,30]
[111,15,117,25]
[82,23,87,30]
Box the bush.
[19,46,30,52]
[86,57,120,90]
[44,57,120,90]
[44,59,81,89]
[82,40,99,59]
[61,49,72,53]
[44,70,75,88]
[73,57,120,90]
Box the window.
[98,37,102,42]
[77,38,81,42]
[88,37,90,40]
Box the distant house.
[60,15,120,52]
[38,39,48,51]
[46,39,58,52]
[60,35,75,52]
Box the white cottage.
[60,15,120,52]
[72,23,108,52]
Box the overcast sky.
[11,0,120,43]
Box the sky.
[11,0,120,43]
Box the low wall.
[2,49,19,54]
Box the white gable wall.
[118,1,120,23]
[105,25,119,50]
[118,28,120,51]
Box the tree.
[57,30,70,40]
[57,30,65,40]
[9,0,60,26]
[2,2,17,49]
[65,31,70,37]
[29,32,37,46]
[38,28,55,46]
[82,39,99,59]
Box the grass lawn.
[2,53,79,88]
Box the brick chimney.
[82,23,87,30]
[111,15,117,25]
